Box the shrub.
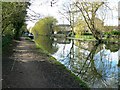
[82,32,92,35]
[104,30,120,35]
[110,30,120,35]
[2,35,13,47]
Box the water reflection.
[35,36,119,88]
[34,35,58,54]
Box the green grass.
[79,35,95,40]
[74,35,119,42]
[68,35,96,41]
[48,56,89,88]
[35,43,89,88]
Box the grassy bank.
[67,35,96,41]
[48,56,89,88]
[68,34,119,42]
[34,40,89,88]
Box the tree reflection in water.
[34,35,58,54]
[34,36,119,88]
[52,38,119,88]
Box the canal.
[34,35,120,88]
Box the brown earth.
[2,37,88,88]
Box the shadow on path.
[2,37,86,88]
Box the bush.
[110,30,120,35]
[104,30,120,35]
[32,16,58,36]
[82,32,92,35]
[2,35,13,47]
[104,32,110,35]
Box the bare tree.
[58,2,78,36]
[58,0,110,40]
[26,8,43,23]
[73,1,105,40]
[26,0,59,26]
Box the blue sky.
[26,0,119,28]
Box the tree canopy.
[31,16,58,36]
[2,2,30,39]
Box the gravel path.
[2,37,87,88]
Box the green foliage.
[2,2,30,40]
[53,25,60,33]
[83,32,92,35]
[34,35,58,54]
[75,1,105,40]
[104,31,110,35]
[31,16,58,36]
[74,19,86,35]
[75,34,81,38]
[75,34,95,40]
[105,43,119,52]
[2,35,13,47]
[104,30,120,35]
[110,30,120,35]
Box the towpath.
[2,37,87,88]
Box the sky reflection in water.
[35,36,119,88]
[52,40,119,88]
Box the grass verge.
[35,45,89,88]
[32,35,90,88]
[48,56,89,88]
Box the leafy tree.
[74,18,104,37]
[2,2,30,39]
[74,19,86,37]
[31,16,58,36]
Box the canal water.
[34,35,120,88]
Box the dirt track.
[2,37,87,88]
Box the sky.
[118,1,120,25]
[26,0,120,29]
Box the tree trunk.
[90,28,102,41]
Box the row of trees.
[2,2,30,40]
[58,0,117,41]
[29,0,118,41]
